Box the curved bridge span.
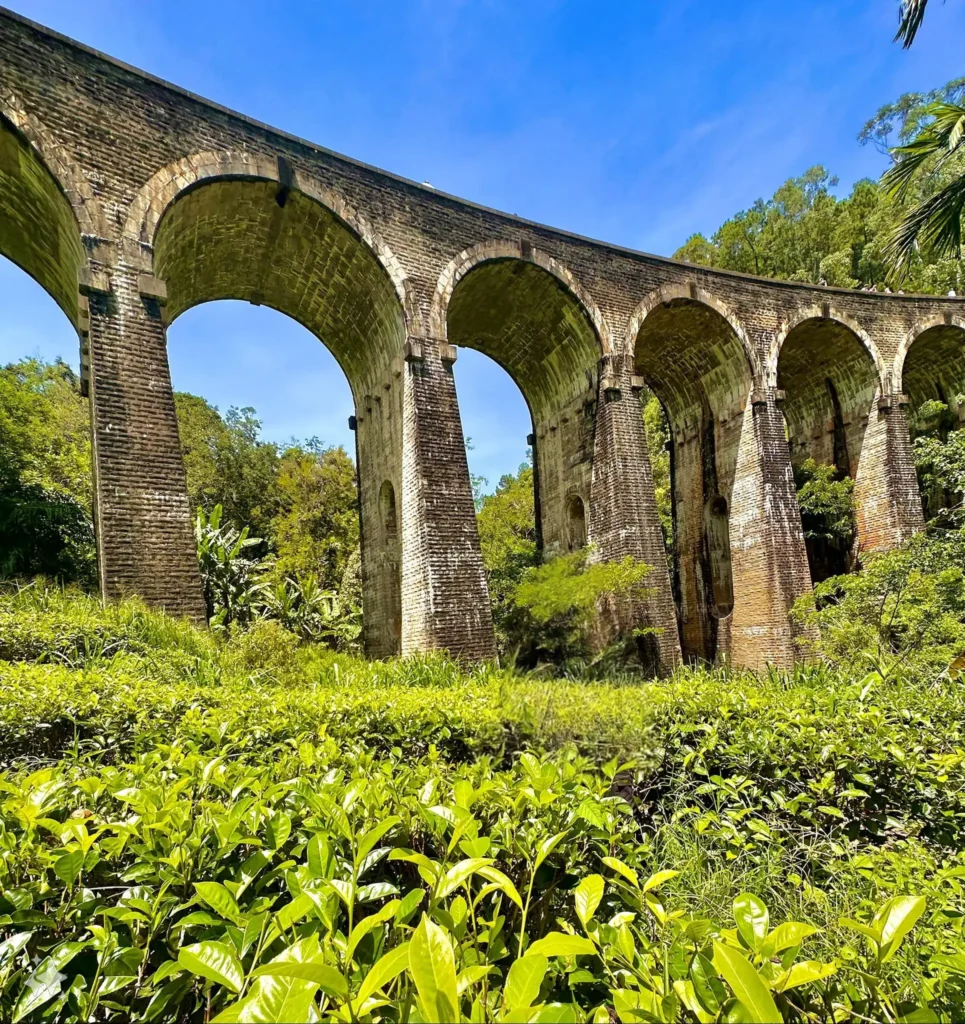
[2,7,962,669]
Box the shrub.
[793,528,965,677]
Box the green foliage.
[508,550,654,668]
[270,443,359,591]
[793,459,856,557]
[912,399,965,524]
[794,527,965,677]
[257,575,361,653]
[475,461,540,659]
[194,505,264,628]
[0,360,95,585]
[175,398,280,542]
[3,588,965,1018]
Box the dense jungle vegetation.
[5,11,965,1016]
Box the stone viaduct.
[2,7,964,671]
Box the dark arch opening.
[154,177,407,656]
[446,258,600,563]
[566,493,587,551]
[777,318,878,582]
[634,297,752,663]
[901,323,965,520]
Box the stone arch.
[0,101,89,325]
[149,170,408,391]
[626,283,760,387]
[431,240,609,353]
[0,92,100,241]
[894,315,965,416]
[774,311,882,480]
[434,242,604,560]
[145,164,410,658]
[775,309,884,579]
[769,306,886,389]
[631,289,756,663]
[124,149,410,324]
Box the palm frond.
[883,102,965,199]
[886,173,965,272]
[895,0,931,47]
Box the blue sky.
[3,0,965,488]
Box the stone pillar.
[589,356,681,673]
[355,365,404,659]
[85,266,205,621]
[729,389,813,669]
[400,337,496,659]
[854,390,925,554]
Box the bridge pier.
[85,266,206,622]
[589,357,682,673]
[400,337,497,660]
[853,392,924,555]
[729,391,814,669]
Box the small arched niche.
[566,493,587,551]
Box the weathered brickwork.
[2,7,963,668]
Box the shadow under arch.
[151,173,409,658]
[631,291,756,663]
[436,245,603,559]
[895,318,965,521]
[0,109,86,326]
[775,312,881,580]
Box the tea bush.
[2,586,965,1020]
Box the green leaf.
[532,1004,579,1022]
[691,952,726,1015]
[642,869,679,893]
[409,914,459,1023]
[194,882,243,925]
[12,958,66,1022]
[357,881,399,903]
[356,942,410,1005]
[504,955,547,1012]
[734,893,769,952]
[178,941,244,993]
[214,937,323,1023]
[346,901,399,963]
[574,875,604,928]
[477,865,523,909]
[839,916,881,947]
[874,895,926,963]
[932,952,965,976]
[602,856,639,888]
[357,816,401,861]
[525,933,596,958]
[534,831,568,872]
[437,858,494,901]
[759,921,819,958]
[250,961,347,999]
[53,850,83,886]
[773,960,837,992]
[712,942,781,1024]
